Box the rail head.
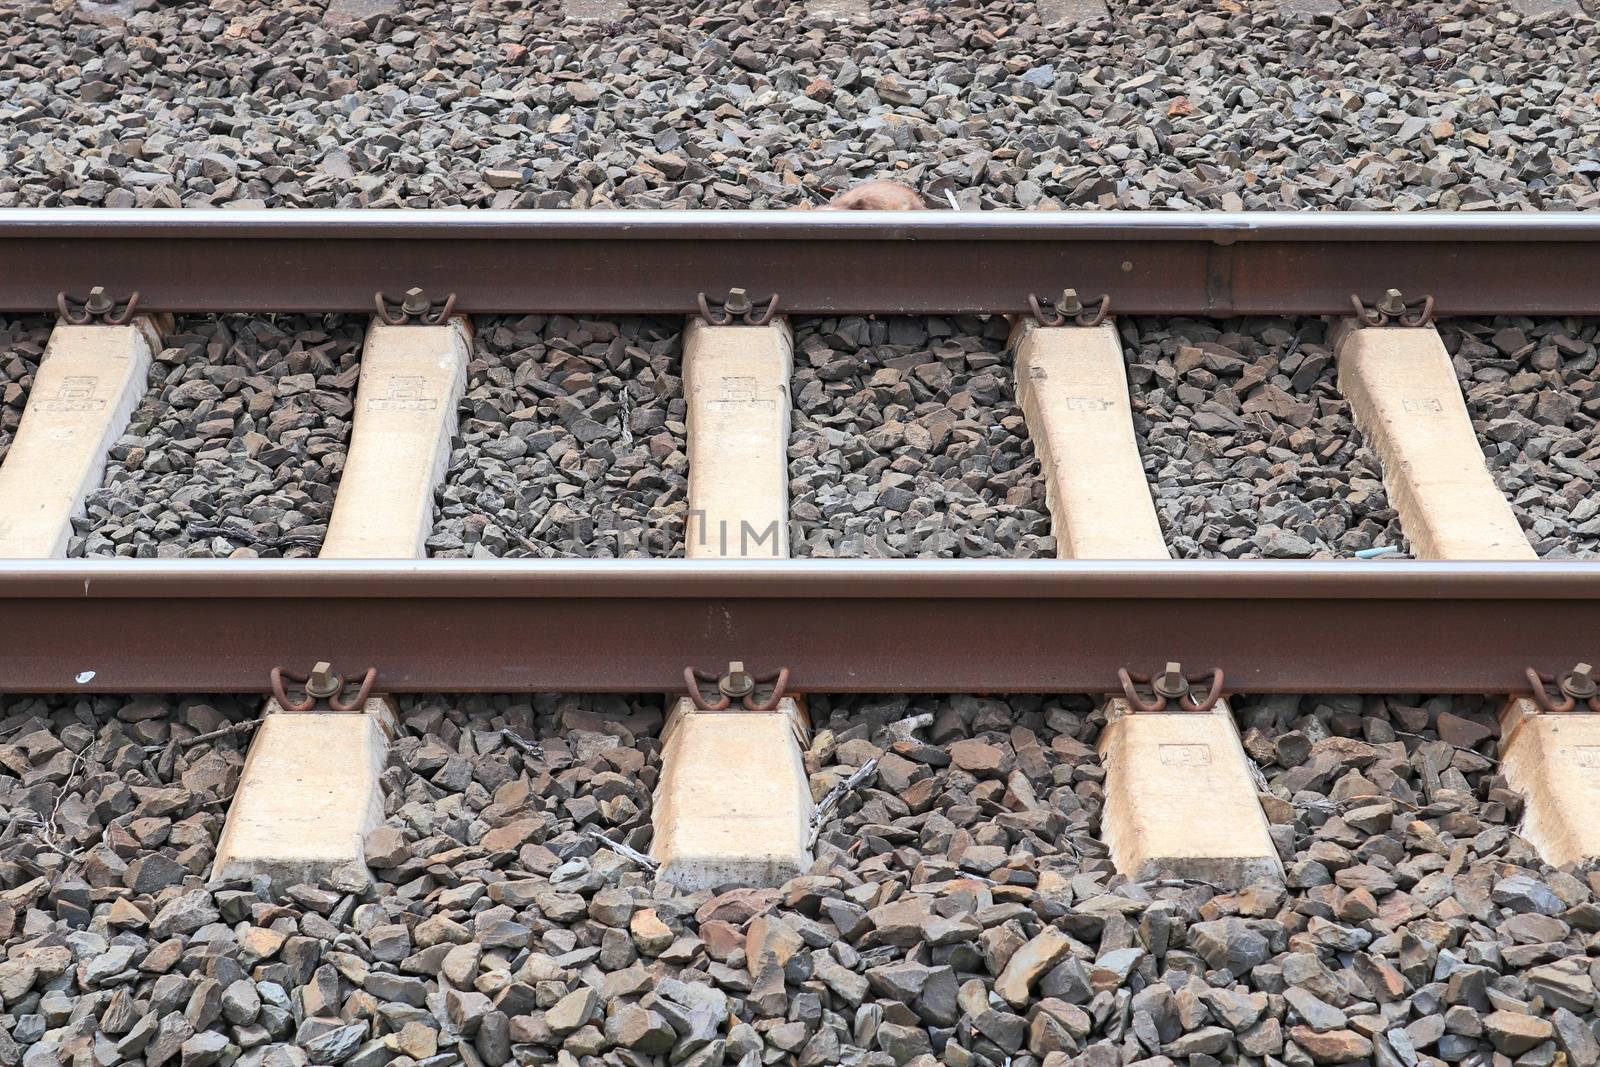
[6,208,1600,242]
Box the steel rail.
[5,209,1600,316]
[0,559,1592,695]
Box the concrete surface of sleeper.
[0,319,163,559]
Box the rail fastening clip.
[683,661,791,711]
[375,287,457,326]
[696,288,780,326]
[271,661,378,713]
[1350,288,1435,328]
[1117,661,1225,714]
[56,286,141,326]
[1027,288,1111,328]
[1525,662,1600,714]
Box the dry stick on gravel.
[186,524,324,551]
[585,828,659,873]
[142,717,264,753]
[1249,752,1415,813]
[1393,728,1501,764]
[808,757,879,849]
[19,749,90,857]
[464,519,547,559]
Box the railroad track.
[3,208,1600,1064]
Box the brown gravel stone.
[1289,1026,1374,1063]
[947,737,1006,776]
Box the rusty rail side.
[0,560,1593,695]
[4,210,1600,316]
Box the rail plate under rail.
[0,560,1592,695]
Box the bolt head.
[304,661,343,699]
[719,660,755,699]
[1562,663,1598,700]
[1153,662,1188,699]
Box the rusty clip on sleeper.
[1117,662,1225,714]
[57,287,141,326]
[1028,289,1111,328]
[683,661,791,711]
[375,288,457,326]
[1525,663,1600,714]
[696,288,780,326]
[1350,289,1435,328]
[271,661,378,712]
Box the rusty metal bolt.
[84,287,114,316]
[1377,288,1407,316]
[401,288,431,316]
[1152,662,1188,700]
[1560,662,1597,701]
[718,660,755,701]
[304,661,343,700]
[723,288,752,317]
[1056,289,1084,316]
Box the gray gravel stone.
[1128,316,1403,558]
[429,315,686,558]
[1447,317,1600,558]
[2,1,1595,211]
[0,316,49,465]
[789,316,1050,557]
[301,1022,366,1064]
